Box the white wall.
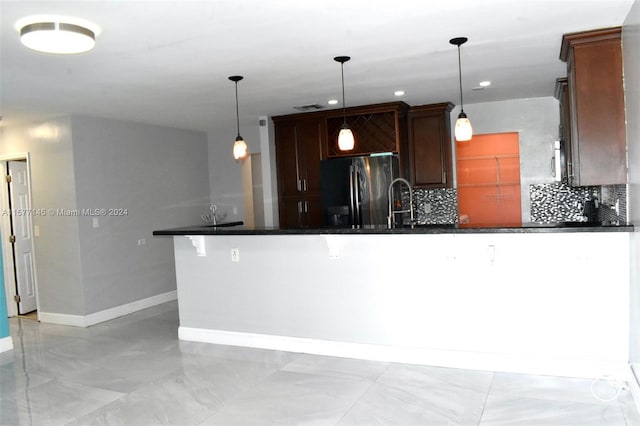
[175,232,630,380]
[451,97,560,223]
[624,0,640,372]
[72,116,210,314]
[0,115,209,318]
[208,124,260,223]
[0,118,85,315]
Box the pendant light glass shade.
[334,56,355,151]
[20,21,95,54]
[455,112,473,142]
[450,37,472,142]
[229,75,249,161]
[338,126,355,151]
[233,136,248,160]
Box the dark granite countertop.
[153,221,634,236]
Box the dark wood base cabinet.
[560,27,626,186]
[279,196,323,229]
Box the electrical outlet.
[92,217,99,228]
[424,202,432,214]
[231,248,240,262]
[137,238,146,246]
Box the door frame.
[0,152,40,318]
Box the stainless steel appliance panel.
[320,154,399,227]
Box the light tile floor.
[1,301,639,425]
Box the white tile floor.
[1,300,639,425]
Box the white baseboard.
[0,336,14,353]
[179,326,630,381]
[39,290,177,327]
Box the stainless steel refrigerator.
[320,154,399,227]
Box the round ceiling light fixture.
[18,17,96,54]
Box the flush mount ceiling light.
[334,56,355,151]
[450,37,473,142]
[394,90,405,97]
[229,75,249,161]
[20,21,95,54]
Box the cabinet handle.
[297,201,303,214]
[297,179,302,192]
[305,201,309,213]
[302,179,307,192]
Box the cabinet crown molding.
[559,26,621,62]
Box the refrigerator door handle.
[349,165,356,225]
[353,167,361,227]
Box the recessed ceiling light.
[328,99,339,105]
[16,15,99,54]
[479,81,491,87]
[394,90,405,96]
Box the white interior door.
[8,161,37,313]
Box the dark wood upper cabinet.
[554,78,573,183]
[559,27,626,186]
[325,102,409,158]
[407,102,454,188]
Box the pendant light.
[229,75,249,161]
[334,56,355,151]
[450,37,473,142]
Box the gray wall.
[1,116,209,316]
[624,0,640,374]
[72,116,210,314]
[208,125,260,223]
[451,97,560,223]
[1,118,85,315]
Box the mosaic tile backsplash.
[530,182,627,224]
[396,183,627,226]
[405,188,458,224]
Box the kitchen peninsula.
[154,223,633,381]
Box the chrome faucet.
[387,178,415,229]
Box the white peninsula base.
[172,231,631,381]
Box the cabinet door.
[274,118,324,196]
[275,121,303,196]
[296,119,323,194]
[555,78,573,184]
[561,28,626,186]
[407,103,453,188]
[279,196,323,229]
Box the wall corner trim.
[38,290,177,327]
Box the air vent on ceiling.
[293,104,325,112]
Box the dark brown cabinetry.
[407,103,454,188]
[273,116,325,228]
[554,78,573,183]
[325,102,409,158]
[273,101,450,228]
[559,27,626,186]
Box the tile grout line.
[332,362,392,425]
[476,371,496,426]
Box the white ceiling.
[0,0,634,133]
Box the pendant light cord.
[234,82,241,138]
[341,62,347,125]
[457,45,464,113]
